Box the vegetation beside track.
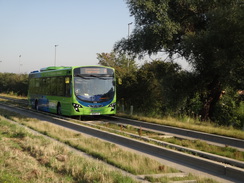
[1,94,243,162]
[97,122,244,162]
[0,103,221,183]
[117,113,244,140]
[0,108,178,175]
[0,117,136,183]
[1,93,243,140]
[0,108,220,183]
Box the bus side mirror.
[118,78,122,85]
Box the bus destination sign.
[83,68,107,74]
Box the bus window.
[46,78,51,95]
[57,77,65,96]
[65,76,71,97]
[51,77,57,95]
[42,78,46,94]
[35,78,40,94]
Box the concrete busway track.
[95,119,244,169]
[1,95,243,168]
[1,95,243,150]
[0,103,243,183]
[107,116,244,150]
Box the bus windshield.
[74,73,115,103]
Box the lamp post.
[19,55,21,73]
[128,22,133,38]
[54,45,58,66]
[127,22,133,68]
[0,61,2,73]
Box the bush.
[0,73,28,96]
[212,89,243,128]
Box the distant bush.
[0,73,28,96]
[212,88,244,128]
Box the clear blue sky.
[0,0,134,73]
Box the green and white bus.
[28,66,116,116]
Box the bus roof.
[29,65,114,75]
[40,66,71,72]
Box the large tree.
[97,52,137,78]
[114,0,244,120]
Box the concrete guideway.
[111,116,244,150]
[101,121,244,169]
[0,104,243,183]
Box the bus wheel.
[35,100,38,110]
[57,103,61,115]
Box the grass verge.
[0,118,136,183]
[0,108,178,175]
[0,108,220,182]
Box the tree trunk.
[200,80,222,121]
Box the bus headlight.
[108,103,116,111]
[72,103,82,112]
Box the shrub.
[0,73,28,96]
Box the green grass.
[0,119,136,183]
[0,109,178,175]
[0,108,220,182]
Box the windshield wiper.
[75,74,112,80]
[86,74,112,80]
[75,74,92,79]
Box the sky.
[0,0,135,73]
[0,0,190,74]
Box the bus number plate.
[91,113,100,115]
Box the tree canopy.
[114,0,244,120]
[96,52,137,78]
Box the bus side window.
[46,78,51,95]
[29,78,34,94]
[51,77,57,96]
[42,78,46,94]
[57,77,65,96]
[65,76,71,97]
[35,78,40,94]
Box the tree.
[114,0,244,121]
[0,73,28,96]
[96,52,137,78]
[133,60,191,116]
[97,52,138,110]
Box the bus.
[28,66,116,116]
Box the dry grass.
[0,108,178,175]
[20,119,178,175]
[0,92,26,99]
[0,119,136,183]
[0,108,220,182]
